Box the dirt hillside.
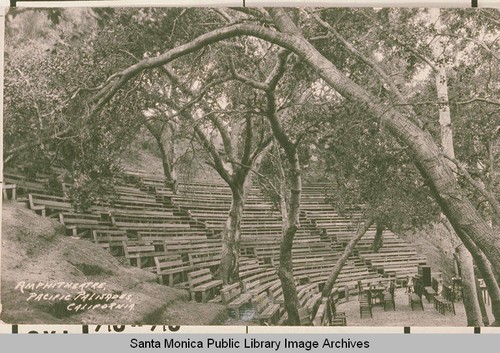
[1,201,227,325]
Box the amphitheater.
[2,168,479,326]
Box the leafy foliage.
[4,7,499,223]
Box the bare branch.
[230,58,268,91]
[229,159,280,198]
[394,98,500,107]
[119,49,141,62]
[440,32,500,61]
[266,49,290,89]
[208,113,234,161]
[241,115,253,166]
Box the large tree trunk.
[458,229,500,326]
[277,148,301,325]
[321,216,375,298]
[474,257,500,326]
[371,222,384,253]
[430,8,486,326]
[146,123,178,193]
[456,243,483,326]
[475,273,490,326]
[219,184,246,284]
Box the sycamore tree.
[317,8,499,325]
[370,7,500,325]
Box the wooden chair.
[382,281,396,311]
[328,297,347,326]
[409,293,424,311]
[424,286,436,303]
[3,184,16,200]
[434,295,456,315]
[382,291,396,311]
[359,291,373,318]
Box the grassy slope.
[1,201,227,325]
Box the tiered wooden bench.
[254,292,281,325]
[123,240,164,268]
[29,193,73,217]
[93,229,127,253]
[242,270,279,297]
[154,254,192,286]
[188,251,222,272]
[221,283,252,319]
[187,268,223,303]
[111,212,191,229]
[4,172,49,194]
[59,212,112,237]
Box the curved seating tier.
[4,169,429,325]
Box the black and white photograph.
[1,6,499,327]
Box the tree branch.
[241,115,253,167]
[229,159,280,198]
[441,33,500,61]
[208,113,235,162]
[444,155,500,222]
[309,11,407,103]
[394,98,500,107]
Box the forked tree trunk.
[264,86,301,324]
[458,229,500,326]
[218,144,272,284]
[165,123,179,193]
[321,216,375,298]
[157,137,178,192]
[147,123,178,193]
